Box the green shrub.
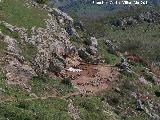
[143,73,155,84]
[35,0,48,4]
[61,78,72,86]
[16,101,30,110]
[155,91,160,97]
[110,97,120,105]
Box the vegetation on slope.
[0,0,47,29]
[77,6,160,63]
[0,0,160,120]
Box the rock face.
[4,36,21,55]
[78,48,93,63]
[0,1,99,87]
[5,58,36,88]
[1,4,81,76]
[0,32,36,89]
[86,37,98,55]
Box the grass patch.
[0,0,47,29]
[0,67,31,100]
[72,96,120,120]
[20,43,37,62]
[0,41,7,58]
[0,98,72,120]
[78,6,160,62]
[30,76,75,97]
[97,38,120,65]
[0,24,19,39]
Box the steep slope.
[0,0,120,119]
[0,0,160,120]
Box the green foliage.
[0,98,72,120]
[154,91,160,97]
[69,35,81,43]
[97,38,119,65]
[73,96,112,120]
[0,24,19,39]
[61,78,72,86]
[143,73,155,84]
[35,0,48,4]
[30,76,75,97]
[0,67,5,89]
[78,7,160,62]
[20,43,37,62]
[4,85,31,99]
[0,41,7,58]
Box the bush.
[143,73,155,84]
[111,97,120,105]
[155,91,160,97]
[35,0,48,4]
[16,101,30,110]
[61,78,72,86]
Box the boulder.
[85,37,98,55]
[51,8,73,23]
[145,107,160,120]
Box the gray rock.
[68,100,81,120]
[51,8,73,23]
[139,76,150,85]
[114,87,121,93]
[112,19,125,27]
[4,36,21,55]
[89,37,98,47]
[65,45,77,56]
[66,22,74,35]
[105,40,118,54]
[136,99,144,111]
[48,58,65,73]
[5,58,36,86]
[74,19,85,31]
[145,107,160,120]
[78,48,93,63]
[127,17,137,26]
[86,46,97,55]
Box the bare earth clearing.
[64,64,119,93]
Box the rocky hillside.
[0,0,160,120]
[49,0,160,18]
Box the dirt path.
[0,91,81,104]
